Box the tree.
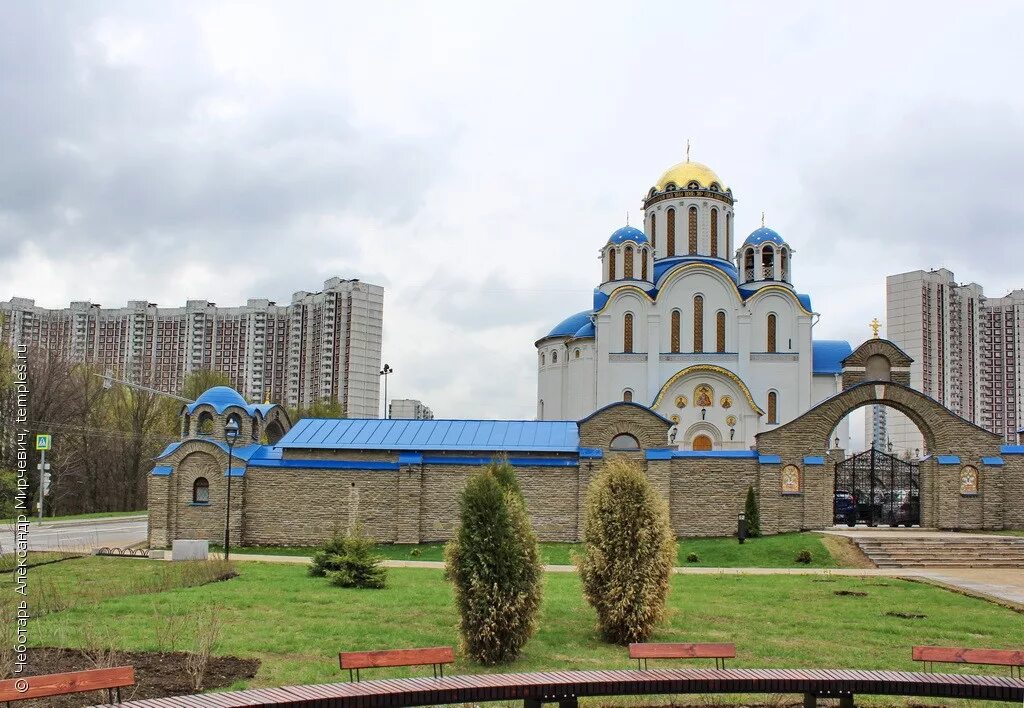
[444,459,542,664]
[288,397,344,422]
[181,370,232,402]
[744,485,761,538]
[308,526,387,589]
[576,457,675,645]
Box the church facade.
[536,158,852,450]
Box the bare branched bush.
[152,607,188,654]
[0,597,17,679]
[80,622,122,669]
[185,608,224,691]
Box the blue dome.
[544,310,592,338]
[743,227,787,247]
[608,226,648,245]
[186,386,249,414]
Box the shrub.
[795,549,813,564]
[445,458,542,664]
[308,526,387,589]
[686,552,700,564]
[408,548,422,558]
[576,457,675,645]
[744,485,762,538]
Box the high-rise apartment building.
[879,269,1021,452]
[1,277,384,417]
[388,399,434,420]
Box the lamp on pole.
[223,417,240,561]
[379,364,394,419]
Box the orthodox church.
[536,157,852,450]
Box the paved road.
[0,515,148,553]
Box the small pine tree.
[744,485,761,538]
[576,457,675,645]
[308,525,387,589]
[444,459,542,664]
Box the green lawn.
[30,557,1023,692]
[221,532,840,568]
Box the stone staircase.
[853,535,1024,568]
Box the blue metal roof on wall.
[277,418,581,452]
[812,340,853,374]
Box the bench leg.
[524,700,543,708]
[839,693,855,708]
[558,699,578,708]
[803,692,816,708]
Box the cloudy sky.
[2,1,1023,422]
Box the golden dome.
[654,161,727,192]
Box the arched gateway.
[755,339,1011,531]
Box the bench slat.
[339,646,455,670]
[629,643,736,660]
[0,666,134,701]
[913,646,1024,667]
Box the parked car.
[880,489,919,527]
[833,490,856,525]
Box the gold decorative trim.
[651,364,764,415]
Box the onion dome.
[607,226,648,245]
[743,226,787,247]
[654,161,727,191]
[544,310,592,338]
[185,386,248,414]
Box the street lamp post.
[379,364,394,419]
[223,418,240,561]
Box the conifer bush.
[576,457,675,645]
[308,525,387,589]
[744,485,762,538]
[444,459,542,664]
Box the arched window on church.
[666,208,676,256]
[623,389,633,402]
[744,248,755,281]
[716,311,726,352]
[693,295,704,353]
[649,212,656,249]
[552,350,558,364]
[641,249,648,280]
[710,208,719,258]
[688,206,698,254]
[768,391,778,424]
[624,246,634,279]
[540,352,545,366]
[671,310,681,353]
[762,245,775,280]
[767,313,777,353]
[623,313,634,353]
[608,248,616,281]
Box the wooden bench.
[0,666,134,705]
[629,642,735,670]
[339,646,454,682]
[913,645,1024,679]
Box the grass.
[0,510,146,524]
[30,557,1024,693]
[0,550,81,572]
[220,532,842,568]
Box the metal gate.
[833,448,919,527]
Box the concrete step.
[853,536,1024,568]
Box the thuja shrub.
[744,485,762,538]
[309,526,387,589]
[577,457,675,645]
[444,459,542,664]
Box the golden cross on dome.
[761,211,765,228]
[264,391,271,404]
[625,211,629,226]
[870,318,881,338]
[686,139,691,163]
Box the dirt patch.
[16,647,259,707]
[834,590,868,597]
[818,534,876,568]
[886,611,927,619]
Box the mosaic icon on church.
[720,395,733,409]
[675,395,687,408]
[670,414,681,424]
[960,466,978,495]
[781,464,801,494]
[725,415,737,427]
[694,384,713,408]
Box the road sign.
[35,434,51,451]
